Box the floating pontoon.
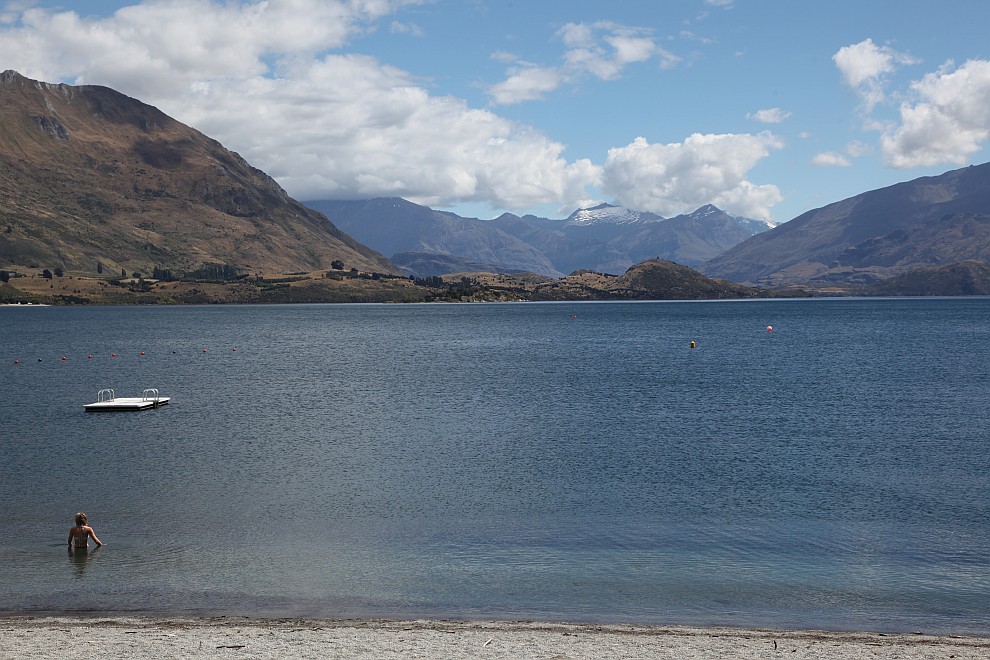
[84,388,170,412]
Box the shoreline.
[3,616,988,659]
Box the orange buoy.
[766,325,773,332]
[140,351,145,356]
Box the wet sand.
[2,616,988,659]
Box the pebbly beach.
[2,616,989,659]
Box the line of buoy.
[11,348,239,364]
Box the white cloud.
[1,0,428,99]
[488,21,679,105]
[558,22,595,49]
[490,50,517,64]
[833,38,917,111]
[185,56,601,208]
[811,140,872,167]
[810,152,852,168]
[845,140,873,157]
[606,32,662,66]
[487,65,562,105]
[602,132,784,221]
[747,107,791,124]
[881,59,990,168]
[0,0,33,24]
[0,0,602,212]
[390,21,424,37]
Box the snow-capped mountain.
[686,204,776,231]
[566,202,773,230]
[564,203,665,227]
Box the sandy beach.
[2,617,987,659]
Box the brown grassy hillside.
[0,70,395,277]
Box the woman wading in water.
[67,512,103,549]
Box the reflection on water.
[1,300,989,634]
[68,545,100,578]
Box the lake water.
[1,299,988,634]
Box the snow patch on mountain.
[565,202,774,230]
[564,203,664,227]
[687,204,776,229]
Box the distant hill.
[609,258,768,300]
[0,70,395,276]
[390,251,534,278]
[451,258,773,302]
[305,198,563,277]
[702,163,990,287]
[863,259,990,296]
[308,198,770,277]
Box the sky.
[2,1,990,224]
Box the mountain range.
[2,70,990,297]
[304,199,771,278]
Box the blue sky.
[3,1,990,224]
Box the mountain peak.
[565,203,663,227]
[692,204,721,217]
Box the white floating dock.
[84,388,170,412]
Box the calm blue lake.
[1,299,988,634]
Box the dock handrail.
[96,388,115,402]
[142,388,160,402]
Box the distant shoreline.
[2,616,988,659]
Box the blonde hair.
[74,512,88,526]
